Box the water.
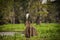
[0,31,24,36]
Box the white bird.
[50,0,55,2]
[42,0,47,4]
[26,13,29,19]
[42,0,55,4]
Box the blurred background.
[0,0,60,24]
[0,0,60,40]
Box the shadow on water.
[53,24,60,34]
[39,23,60,40]
[50,24,60,40]
[55,24,60,40]
[0,25,4,32]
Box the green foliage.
[0,0,60,24]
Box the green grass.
[0,23,60,40]
[0,24,25,31]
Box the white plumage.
[42,0,47,4]
[26,13,29,19]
